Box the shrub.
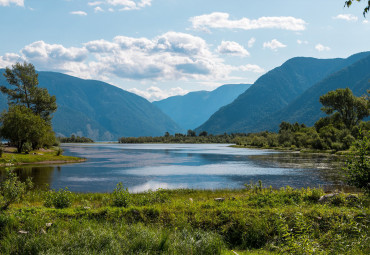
[0,169,33,210]
[112,182,130,207]
[343,133,370,194]
[44,187,73,209]
[0,145,3,158]
[21,142,32,154]
[56,147,63,156]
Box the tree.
[1,62,57,122]
[345,0,370,16]
[187,129,196,137]
[319,88,369,130]
[0,105,55,152]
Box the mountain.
[152,84,251,130]
[195,52,370,134]
[0,71,183,140]
[252,54,370,131]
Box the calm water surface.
[2,143,345,192]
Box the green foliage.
[345,0,370,16]
[112,182,130,207]
[320,88,369,130]
[0,144,3,158]
[0,169,32,210]
[1,62,57,123]
[56,147,63,156]
[0,105,56,152]
[344,132,370,194]
[0,187,368,254]
[44,187,73,209]
[58,135,94,143]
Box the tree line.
[119,88,370,152]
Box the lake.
[2,143,345,192]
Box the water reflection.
[0,144,348,192]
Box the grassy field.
[0,147,84,166]
[0,184,368,254]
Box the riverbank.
[0,146,85,166]
[1,186,368,254]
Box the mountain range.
[152,84,251,130]
[0,71,182,140]
[195,51,370,134]
[1,51,369,140]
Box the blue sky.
[0,0,369,101]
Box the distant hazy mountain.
[252,54,370,131]
[153,84,251,130]
[195,52,370,134]
[0,71,182,140]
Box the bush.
[56,147,63,156]
[344,133,370,194]
[112,182,130,207]
[44,187,73,209]
[0,145,3,158]
[0,169,33,210]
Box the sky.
[0,0,369,101]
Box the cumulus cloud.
[297,39,308,45]
[0,0,23,7]
[88,0,151,11]
[0,53,23,68]
[128,86,189,101]
[363,20,369,24]
[94,6,103,12]
[217,41,249,57]
[248,37,256,48]
[315,43,330,52]
[237,64,264,73]
[333,14,358,21]
[190,12,306,32]
[263,39,287,51]
[0,32,263,82]
[70,11,88,16]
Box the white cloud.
[217,41,249,57]
[333,14,358,21]
[129,86,189,101]
[88,1,102,6]
[190,12,306,32]
[237,64,265,73]
[94,6,103,12]
[315,43,330,52]
[297,39,308,45]
[70,11,88,16]
[0,0,23,7]
[88,0,151,11]
[1,32,263,82]
[248,37,256,48]
[263,39,287,51]
[0,53,23,68]
[363,20,369,24]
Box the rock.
[318,193,339,203]
[46,223,53,228]
[214,198,225,202]
[18,230,28,234]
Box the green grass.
[0,147,84,166]
[0,185,369,254]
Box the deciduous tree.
[319,88,369,130]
